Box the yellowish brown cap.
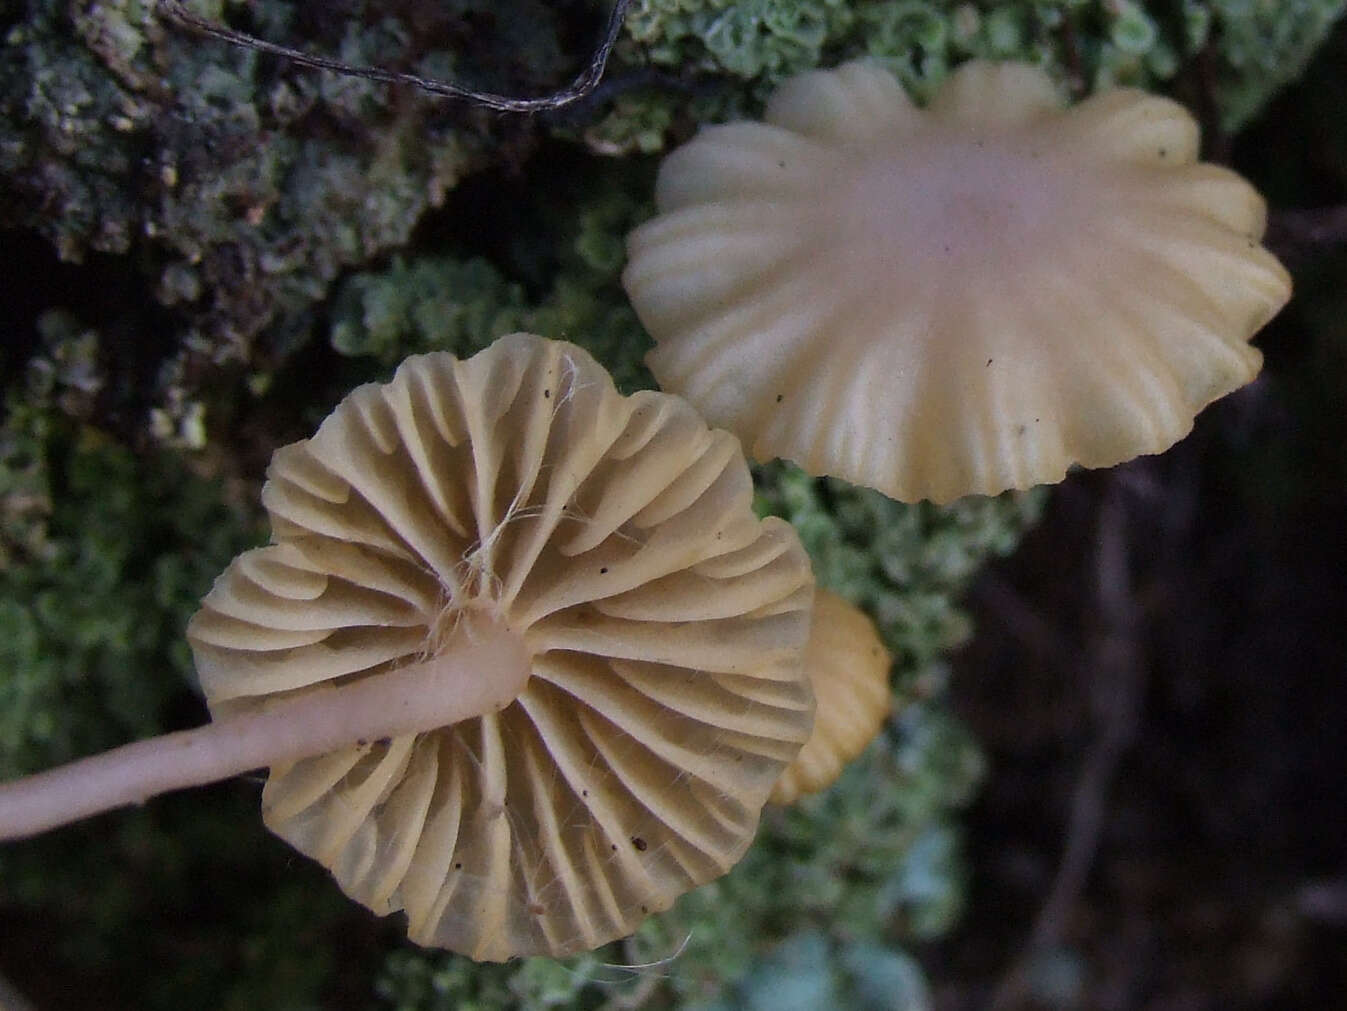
[624,61,1292,503]
[770,589,892,804]
[187,334,815,960]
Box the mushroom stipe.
[0,620,531,839]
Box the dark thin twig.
[156,0,634,112]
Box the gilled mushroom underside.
[188,335,815,960]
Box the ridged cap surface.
[624,61,1292,503]
[188,334,815,959]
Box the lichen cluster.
[327,171,657,392]
[756,465,1044,679]
[0,319,258,779]
[588,0,1346,151]
[3,0,537,416]
[1206,0,1346,127]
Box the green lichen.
[0,319,259,777]
[377,949,616,1011]
[0,0,582,410]
[626,0,854,79]
[0,323,380,1010]
[328,170,656,393]
[1207,0,1346,129]
[599,0,1346,144]
[756,463,1045,678]
[689,931,931,1011]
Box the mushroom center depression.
[839,132,1079,278]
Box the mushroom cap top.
[623,60,1293,504]
[769,589,892,805]
[186,334,815,961]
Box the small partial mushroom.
[0,334,816,961]
[624,60,1293,503]
[770,589,892,805]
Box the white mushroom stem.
[0,621,531,841]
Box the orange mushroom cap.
[770,589,892,805]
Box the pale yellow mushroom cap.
[186,334,815,961]
[623,61,1293,504]
[770,589,892,805]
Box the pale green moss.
[0,0,582,415]
[626,0,855,78]
[0,323,259,778]
[328,178,656,392]
[601,0,1346,142]
[756,463,1045,676]
[1208,0,1346,129]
